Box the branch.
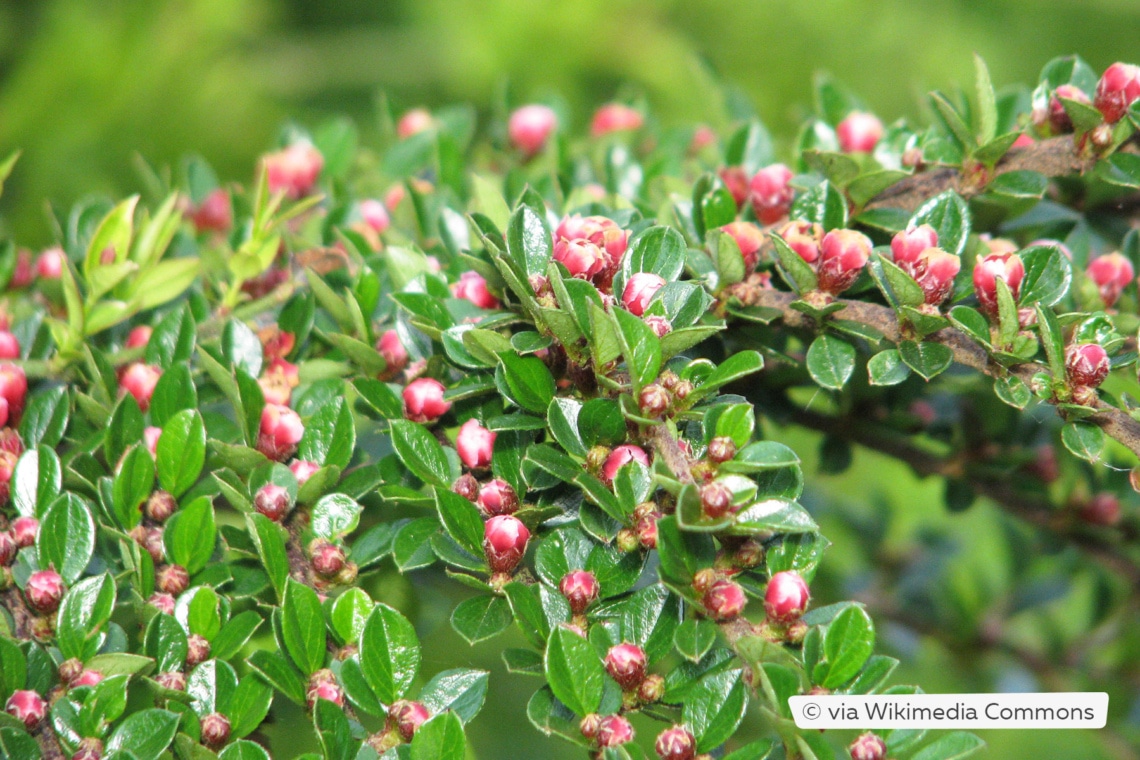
[749,289,1140,463]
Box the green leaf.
[389,419,452,487]
[498,352,556,413]
[56,573,116,661]
[507,203,553,278]
[769,233,818,294]
[987,170,1048,199]
[298,397,356,469]
[994,376,1031,409]
[435,488,486,558]
[310,493,362,539]
[420,668,489,724]
[313,697,355,760]
[820,606,875,688]
[38,494,95,584]
[547,398,587,458]
[875,254,925,307]
[145,303,196,368]
[612,308,662,393]
[107,709,179,760]
[247,513,289,600]
[725,119,774,172]
[1018,244,1072,307]
[790,180,847,231]
[930,92,975,149]
[948,305,991,346]
[622,226,687,283]
[149,363,198,427]
[112,444,154,529]
[674,619,718,663]
[712,230,746,287]
[544,627,605,717]
[686,351,764,404]
[84,196,137,276]
[451,595,513,645]
[867,350,911,386]
[683,669,749,753]
[157,409,206,498]
[910,732,985,760]
[247,649,306,705]
[898,340,953,381]
[910,191,971,257]
[164,497,216,574]
[219,741,272,760]
[1036,305,1065,379]
[1061,422,1105,462]
[104,394,145,468]
[692,175,738,238]
[411,712,466,760]
[282,579,326,676]
[359,603,420,703]
[730,498,818,535]
[20,385,70,448]
[806,335,856,390]
[229,677,273,738]
[974,54,997,144]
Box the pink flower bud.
[145,491,176,523]
[186,634,211,668]
[638,384,670,418]
[36,247,64,279]
[483,515,530,573]
[604,643,647,689]
[622,273,666,316]
[451,271,500,310]
[25,569,64,614]
[0,531,15,566]
[596,714,635,747]
[645,315,672,338]
[0,400,8,431]
[255,483,291,522]
[707,437,736,463]
[849,732,887,760]
[689,125,716,154]
[0,451,15,503]
[264,142,324,199]
[778,220,823,265]
[718,167,750,208]
[559,570,600,615]
[11,516,38,548]
[257,404,305,461]
[0,364,26,426]
[148,593,176,615]
[402,378,451,423]
[144,426,162,458]
[1012,133,1034,148]
[655,726,697,760]
[749,163,795,225]
[306,680,345,710]
[890,225,939,270]
[837,111,884,153]
[764,570,810,622]
[703,578,746,621]
[311,540,346,578]
[1080,492,1121,526]
[58,658,84,685]
[579,714,602,740]
[912,248,961,306]
[73,738,104,760]
[10,250,34,288]
[554,238,606,280]
[509,104,558,157]
[817,230,872,295]
[452,473,480,502]
[555,215,629,265]
[200,712,231,750]
[376,329,408,374]
[157,564,190,596]
[973,252,1025,319]
[1086,253,1134,307]
[156,671,186,691]
[359,199,390,234]
[456,419,496,469]
[1095,62,1140,124]
[1047,84,1091,134]
[0,331,19,360]
[5,690,46,730]
[1065,343,1110,388]
[602,445,649,485]
[72,669,103,688]
[134,526,165,564]
[720,221,765,271]
[389,700,430,741]
[636,515,658,549]
[700,481,734,518]
[125,326,153,351]
[192,189,232,234]
[477,478,519,517]
[290,460,320,486]
[397,109,434,140]
[591,104,643,137]
[120,363,162,412]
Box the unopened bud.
[638,673,665,704]
[700,481,734,519]
[1065,343,1110,389]
[477,478,519,517]
[638,384,670,418]
[605,643,648,690]
[146,491,177,523]
[655,725,697,760]
[764,571,810,622]
[703,579,747,621]
[310,540,346,578]
[157,564,190,596]
[254,483,291,522]
[389,700,430,742]
[186,634,211,668]
[483,515,530,573]
[200,712,231,750]
[25,568,64,614]
[452,473,480,502]
[707,437,736,464]
[597,714,635,747]
[849,732,887,760]
[559,570,600,615]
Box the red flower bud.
[764,570,810,622]
[890,225,939,270]
[451,271,500,310]
[1045,84,1091,134]
[602,445,649,485]
[290,460,320,486]
[1065,343,1110,389]
[452,473,480,502]
[0,330,19,360]
[605,643,647,689]
[156,671,186,692]
[690,125,716,153]
[9,249,34,288]
[146,491,176,523]
[477,478,519,517]
[750,163,795,225]
[306,679,344,709]
[359,199,390,234]
[638,673,665,703]
[837,111,883,153]
[778,220,823,265]
[311,540,346,578]
[403,378,451,423]
[973,252,1025,319]
[263,142,324,199]
[11,516,38,548]
[36,247,64,279]
[700,481,734,518]
[135,526,165,564]
[553,238,606,280]
[655,726,697,760]
[912,248,961,307]
[0,531,15,566]
[72,669,103,688]
[718,167,750,208]
[644,315,672,338]
[200,712,231,750]
[377,329,408,373]
[254,483,291,522]
[1095,62,1140,124]
[817,230,872,295]
[0,364,26,425]
[148,593,176,616]
[26,569,64,614]
[397,109,434,139]
[580,713,602,740]
[73,737,104,760]
[555,215,628,268]
[157,564,190,597]
[389,700,430,741]
[483,515,530,573]
[259,358,300,406]
[707,437,736,463]
[1086,253,1134,307]
[591,104,643,137]
[258,404,305,461]
[703,578,746,621]
[849,732,887,760]
[5,690,46,730]
[59,658,84,685]
[457,418,496,469]
[186,634,211,668]
[636,516,658,550]
[720,221,765,271]
[1080,492,1121,526]
[191,189,232,234]
[0,451,14,503]
[559,570,600,615]
[622,272,666,316]
[596,714,635,747]
[143,426,162,458]
[638,384,670,418]
[120,363,162,412]
[509,104,558,157]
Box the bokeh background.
[2,1,1138,757]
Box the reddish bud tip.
[5,690,46,730]
[818,229,872,295]
[655,726,697,760]
[59,658,84,685]
[477,478,520,517]
[25,569,64,614]
[73,737,104,760]
[310,540,347,578]
[263,142,323,199]
[376,329,408,374]
[1080,492,1121,526]
[389,700,430,742]
[973,252,1025,319]
[11,516,38,548]
[257,404,305,461]
[457,418,496,469]
[591,104,643,137]
[718,167,750,208]
[120,363,162,412]
[707,437,737,464]
[1086,253,1134,307]
[553,238,607,280]
[0,532,16,566]
[891,225,939,269]
[596,714,635,747]
[156,671,186,692]
[143,426,162,459]
[192,189,233,234]
[483,515,530,573]
[0,331,20,361]
[602,445,649,485]
[451,271,500,310]
[1047,84,1091,133]
[186,634,212,668]
[559,570,600,615]
[720,221,765,271]
[849,732,887,760]
[1095,62,1140,124]
[837,112,884,153]
[638,384,671,418]
[35,247,64,279]
[254,483,291,522]
[403,378,451,423]
[509,104,558,157]
[703,579,746,621]
[605,643,648,690]
[397,109,434,140]
[452,473,480,502]
[289,460,320,486]
[764,570,811,622]
[700,481,735,519]
[148,592,176,616]
[778,220,823,265]
[358,199,390,234]
[146,491,177,523]
[156,564,190,597]
[1065,343,1110,389]
[912,248,961,307]
[622,272,666,316]
[749,164,795,225]
[200,712,231,750]
[72,669,104,689]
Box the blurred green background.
[2,1,1137,757]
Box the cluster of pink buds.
[451,271,500,310]
[1065,342,1111,405]
[508,104,558,157]
[263,141,324,199]
[119,362,162,411]
[403,378,450,423]
[590,103,643,137]
[580,712,636,748]
[1086,253,1134,307]
[890,225,961,308]
[552,214,629,291]
[837,111,884,154]
[973,251,1025,320]
[1094,63,1140,124]
[258,357,300,406]
[777,222,872,298]
[191,188,233,235]
[257,404,305,462]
